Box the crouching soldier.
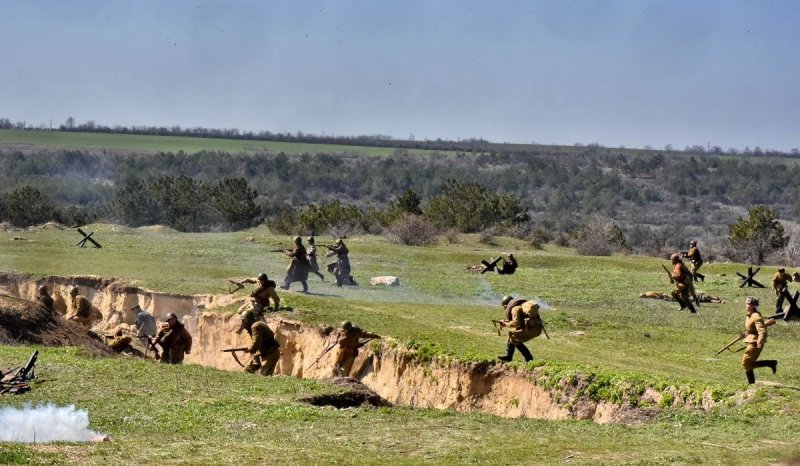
[65,287,100,328]
[37,285,54,312]
[741,297,778,384]
[238,310,281,376]
[497,296,544,363]
[154,312,193,364]
[333,321,381,377]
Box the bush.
[528,228,549,250]
[386,214,438,246]
[478,231,497,246]
[574,217,628,256]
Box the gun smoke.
[0,404,106,443]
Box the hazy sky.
[1,1,798,150]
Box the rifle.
[714,313,783,356]
[540,319,550,340]
[305,336,340,370]
[269,249,287,253]
[221,347,250,368]
[491,319,503,336]
[661,264,674,283]
[17,350,38,380]
[144,336,161,360]
[356,337,376,349]
[228,279,245,294]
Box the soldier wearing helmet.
[669,253,697,314]
[239,273,281,318]
[65,287,97,328]
[686,240,704,282]
[281,236,310,292]
[333,321,380,377]
[306,236,325,281]
[154,312,192,364]
[326,238,356,287]
[37,285,54,313]
[496,296,542,362]
[741,297,778,384]
[772,267,793,313]
[238,309,280,376]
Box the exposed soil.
[0,293,113,357]
[300,377,391,408]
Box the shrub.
[386,214,438,246]
[574,217,628,256]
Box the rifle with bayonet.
[221,347,250,367]
[305,336,340,370]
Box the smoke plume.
[0,404,105,443]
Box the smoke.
[0,404,105,443]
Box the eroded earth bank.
[0,273,721,424]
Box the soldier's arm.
[755,318,767,348]
[250,328,263,353]
[184,329,193,354]
[268,288,280,311]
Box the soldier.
[333,321,381,377]
[65,287,97,328]
[154,312,192,364]
[37,285,54,312]
[306,237,325,281]
[497,253,518,275]
[240,273,281,317]
[686,240,704,282]
[669,253,697,313]
[238,310,281,376]
[326,238,356,287]
[741,297,777,384]
[772,267,793,314]
[132,305,157,337]
[281,236,310,292]
[496,295,544,362]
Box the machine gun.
[0,350,39,395]
[17,350,38,380]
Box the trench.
[0,273,713,424]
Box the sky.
[1,0,798,150]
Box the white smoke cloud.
[0,404,105,443]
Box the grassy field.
[0,129,448,156]
[1,225,800,464]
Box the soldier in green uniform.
[154,312,193,364]
[670,253,697,313]
[686,240,704,282]
[333,321,381,377]
[37,285,54,312]
[238,310,281,376]
[496,296,543,362]
[771,267,793,314]
[741,297,778,384]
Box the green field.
[0,129,447,156]
[1,225,800,464]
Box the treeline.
[1,147,800,258]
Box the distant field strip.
[0,129,448,156]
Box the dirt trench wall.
[0,273,657,424]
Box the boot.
[746,370,756,384]
[698,273,705,282]
[497,342,515,362]
[755,360,778,374]
[516,343,533,362]
[675,297,687,311]
[687,302,697,314]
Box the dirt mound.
[30,221,67,231]
[0,295,113,356]
[137,225,178,233]
[300,377,391,408]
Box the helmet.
[689,240,697,245]
[240,310,255,322]
[294,236,302,244]
[38,285,48,294]
[501,295,513,306]
[670,253,681,262]
[335,238,343,245]
[779,267,786,273]
[257,273,268,282]
[340,321,353,330]
[164,312,178,321]
[745,297,759,306]
[307,236,315,244]
[70,287,79,296]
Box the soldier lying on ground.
[639,291,724,303]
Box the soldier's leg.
[671,287,686,310]
[301,280,308,292]
[745,370,756,384]
[776,292,786,314]
[754,360,778,374]
[515,343,533,362]
[258,347,280,376]
[341,354,356,377]
[245,354,262,374]
[742,343,761,383]
[333,349,348,376]
[497,341,515,362]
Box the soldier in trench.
[333,321,381,377]
[496,295,544,363]
[238,310,281,376]
[37,285,54,313]
[65,287,99,328]
[154,312,193,364]
[238,273,281,319]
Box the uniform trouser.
[334,348,358,376]
[741,343,763,371]
[691,261,703,279]
[776,290,786,313]
[671,284,695,310]
[246,345,280,376]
